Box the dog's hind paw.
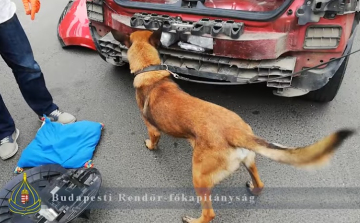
[182,216,196,223]
[246,181,263,196]
[145,139,156,150]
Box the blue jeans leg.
[0,94,15,140]
[0,14,58,139]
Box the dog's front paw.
[246,181,263,196]
[182,216,196,223]
[145,139,156,150]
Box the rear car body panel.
[58,0,96,50]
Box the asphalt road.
[1,1,360,222]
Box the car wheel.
[305,55,349,103]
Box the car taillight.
[304,26,342,49]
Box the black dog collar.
[133,65,169,76]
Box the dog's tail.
[232,129,355,168]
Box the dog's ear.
[149,24,163,48]
[111,29,131,48]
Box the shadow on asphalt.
[109,64,331,117]
[61,45,332,122]
[62,46,331,120]
[60,45,97,55]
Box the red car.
[83,0,359,102]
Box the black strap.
[133,65,169,76]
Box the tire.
[0,165,67,223]
[305,55,349,103]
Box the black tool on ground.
[0,165,102,223]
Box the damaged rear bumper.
[94,27,355,97]
[87,0,359,97]
[94,28,297,87]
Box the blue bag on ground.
[15,116,103,172]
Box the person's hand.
[22,0,41,20]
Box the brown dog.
[111,27,354,223]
